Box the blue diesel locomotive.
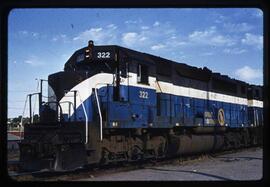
[19,41,263,171]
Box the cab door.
[119,62,129,102]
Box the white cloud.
[253,9,263,18]
[52,37,58,42]
[73,27,103,42]
[122,21,182,49]
[223,22,253,32]
[141,26,149,30]
[18,30,42,39]
[235,66,262,81]
[241,33,263,49]
[18,30,28,36]
[164,34,188,48]
[139,36,147,41]
[188,26,235,46]
[73,27,117,45]
[200,52,214,56]
[107,24,117,30]
[223,48,247,54]
[121,31,149,47]
[24,60,34,64]
[23,55,44,67]
[213,14,227,24]
[121,32,139,46]
[125,20,141,24]
[32,32,39,38]
[15,30,49,42]
[151,44,166,50]
[153,21,160,27]
[51,34,68,42]
[167,39,187,48]
[211,35,233,45]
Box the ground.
[8,147,263,181]
[78,147,262,181]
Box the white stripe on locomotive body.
[58,72,263,115]
[127,72,263,107]
[123,72,156,89]
[248,99,263,108]
[59,73,114,114]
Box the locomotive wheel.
[129,145,144,161]
[99,148,110,165]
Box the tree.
[33,114,40,123]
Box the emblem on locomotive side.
[218,108,225,126]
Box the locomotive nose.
[19,123,88,172]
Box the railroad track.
[8,146,262,181]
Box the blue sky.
[8,8,263,118]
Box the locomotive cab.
[43,41,121,123]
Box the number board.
[93,49,115,61]
[139,90,149,99]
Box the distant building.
[8,131,23,152]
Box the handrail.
[155,80,163,93]
[59,90,88,143]
[77,91,89,144]
[32,80,40,123]
[43,101,64,122]
[59,101,74,120]
[28,92,41,124]
[94,83,109,141]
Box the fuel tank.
[168,134,224,156]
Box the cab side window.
[255,89,260,98]
[137,64,149,84]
